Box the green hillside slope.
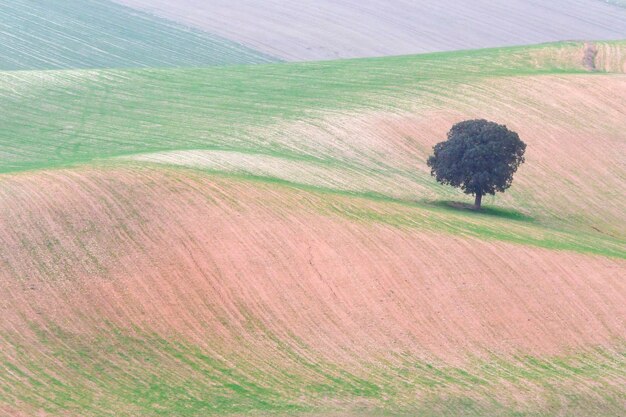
[2,41,623,172]
[1,41,625,236]
[0,0,277,70]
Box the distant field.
[114,0,626,60]
[1,40,625,416]
[0,0,276,70]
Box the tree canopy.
[427,119,526,209]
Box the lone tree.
[427,119,526,210]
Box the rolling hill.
[1,41,625,235]
[1,165,625,417]
[114,0,626,60]
[1,41,625,416]
[0,0,276,71]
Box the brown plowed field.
[2,167,624,364]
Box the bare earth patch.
[1,165,624,414]
[1,166,624,362]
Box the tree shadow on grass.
[429,200,535,223]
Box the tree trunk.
[474,193,482,210]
